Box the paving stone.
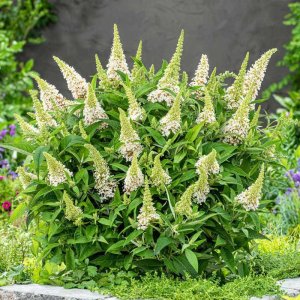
[0,284,118,300]
[278,277,300,297]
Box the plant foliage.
[4,26,282,278]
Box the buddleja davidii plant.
[6,24,280,278]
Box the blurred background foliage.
[0,0,55,123]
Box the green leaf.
[134,259,164,271]
[220,247,235,273]
[185,249,198,272]
[60,135,85,152]
[106,240,125,253]
[185,123,203,142]
[215,235,227,247]
[0,142,35,156]
[123,230,143,246]
[144,127,166,146]
[154,236,173,255]
[65,248,75,270]
[10,202,27,222]
[33,145,49,177]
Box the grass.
[99,273,281,300]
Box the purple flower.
[0,159,9,169]
[8,171,18,180]
[9,124,16,137]
[285,170,295,178]
[285,188,293,195]
[0,129,8,140]
[0,148,4,153]
[292,172,300,183]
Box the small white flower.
[44,153,73,187]
[148,85,180,107]
[83,84,108,127]
[159,93,181,137]
[53,56,88,99]
[124,154,144,194]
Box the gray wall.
[23,0,292,111]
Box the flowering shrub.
[7,25,281,277]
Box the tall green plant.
[4,26,280,278]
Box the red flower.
[2,201,11,211]
[0,176,5,181]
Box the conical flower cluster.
[83,83,108,127]
[106,24,130,86]
[137,179,160,230]
[44,152,73,186]
[150,154,171,187]
[222,94,250,145]
[131,41,145,84]
[85,144,116,200]
[95,54,110,89]
[148,64,155,80]
[190,54,209,93]
[196,89,216,124]
[34,76,68,111]
[16,166,37,189]
[53,56,88,99]
[159,92,181,136]
[175,167,210,216]
[14,114,38,140]
[193,167,210,204]
[124,154,144,194]
[63,191,83,226]
[235,165,264,211]
[243,49,277,107]
[123,84,145,121]
[119,108,143,161]
[224,53,249,110]
[195,149,220,175]
[175,184,194,217]
[30,90,57,129]
[148,30,184,106]
[79,120,88,140]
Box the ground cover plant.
[2,25,283,283]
